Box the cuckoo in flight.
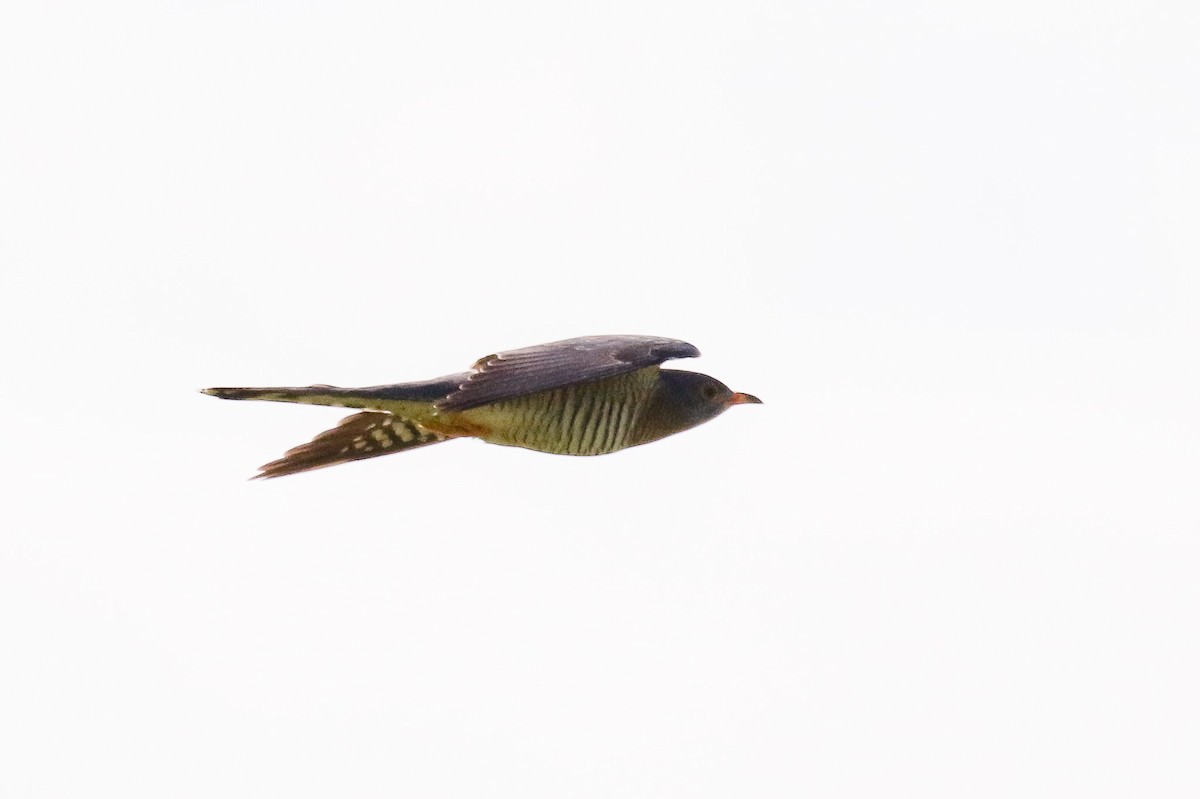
[202,335,761,478]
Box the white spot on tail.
[392,421,416,443]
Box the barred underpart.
[466,369,659,456]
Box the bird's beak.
[728,392,762,405]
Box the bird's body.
[462,368,660,455]
[203,335,760,478]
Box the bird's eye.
[702,385,719,400]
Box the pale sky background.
[1,1,1198,797]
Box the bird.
[202,335,761,479]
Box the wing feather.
[437,335,699,412]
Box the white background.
[2,2,1197,797]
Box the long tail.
[201,373,469,413]
[250,411,448,479]
[202,384,392,410]
[202,375,471,478]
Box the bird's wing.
[437,335,700,412]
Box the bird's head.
[657,369,762,430]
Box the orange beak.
[728,392,762,405]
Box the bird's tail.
[201,377,476,477]
[252,411,448,479]
[202,385,390,409]
[201,373,470,416]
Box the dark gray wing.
[437,335,700,412]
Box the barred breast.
[459,368,660,456]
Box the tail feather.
[202,385,386,411]
[253,411,447,479]
[201,374,469,407]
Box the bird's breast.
[456,369,659,456]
